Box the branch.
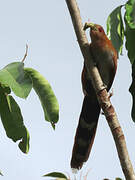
[65,0,135,179]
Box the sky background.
[0,0,134,179]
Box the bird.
[70,23,118,170]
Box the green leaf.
[0,171,3,176]
[115,178,123,180]
[55,179,67,180]
[24,68,59,129]
[125,0,135,121]
[43,172,68,179]
[107,5,124,56]
[0,62,32,98]
[1,84,11,94]
[125,0,135,29]
[0,87,30,153]
[124,0,135,64]
[129,61,135,121]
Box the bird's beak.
[83,23,97,31]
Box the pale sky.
[0,0,134,180]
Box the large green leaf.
[24,68,59,129]
[0,62,32,98]
[0,87,30,153]
[107,5,124,55]
[124,0,135,121]
[43,172,68,179]
[124,0,135,64]
[129,62,135,121]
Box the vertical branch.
[65,0,135,179]
[66,0,107,92]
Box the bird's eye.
[98,27,103,32]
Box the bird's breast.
[90,43,116,90]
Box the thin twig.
[21,44,28,63]
[65,0,135,179]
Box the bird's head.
[83,23,106,42]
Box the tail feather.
[71,95,100,169]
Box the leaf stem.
[21,44,28,63]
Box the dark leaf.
[0,87,30,153]
[124,0,135,64]
[43,172,68,179]
[0,171,3,176]
[0,62,32,98]
[1,84,11,94]
[129,62,135,121]
[125,0,135,121]
[107,5,124,56]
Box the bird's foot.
[97,83,107,93]
[103,83,107,90]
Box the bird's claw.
[103,83,107,90]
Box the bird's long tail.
[71,95,100,170]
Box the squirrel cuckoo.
[71,23,117,170]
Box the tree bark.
[65,0,135,179]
